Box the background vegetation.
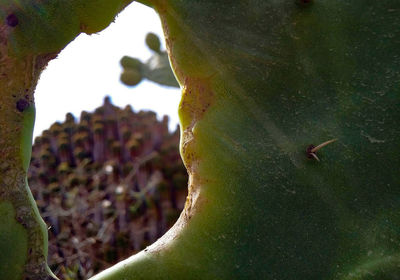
[28,97,187,279]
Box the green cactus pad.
[2,0,133,56]
[1,0,400,279]
[120,56,142,70]
[119,33,179,88]
[120,68,143,86]
[0,202,28,280]
[91,0,400,279]
[145,32,161,53]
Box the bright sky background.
[33,2,181,138]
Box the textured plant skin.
[120,32,179,88]
[0,49,54,279]
[1,0,132,57]
[92,1,400,279]
[1,1,400,280]
[0,1,132,279]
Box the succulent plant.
[28,97,187,279]
[119,33,179,88]
[1,1,400,280]
[145,32,161,54]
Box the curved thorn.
[310,152,320,161]
[311,138,338,153]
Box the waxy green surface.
[1,0,400,279]
[0,1,132,278]
[92,1,400,279]
[0,0,132,56]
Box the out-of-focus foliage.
[120,32,179,88]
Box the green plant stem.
[1,1,133,277]
[0,50,56,279]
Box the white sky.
[33,2,181,138]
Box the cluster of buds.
[28,97,187,279]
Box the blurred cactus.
[145,33,161,53]
[120,32,179,88]
[28,97,187,279]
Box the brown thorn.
[310,153,320,162]
[310,138,338,153]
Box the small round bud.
[120,69,142,86]
[120,56,142,70]
[145,32,161,53]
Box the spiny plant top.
[28,97,188,279]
